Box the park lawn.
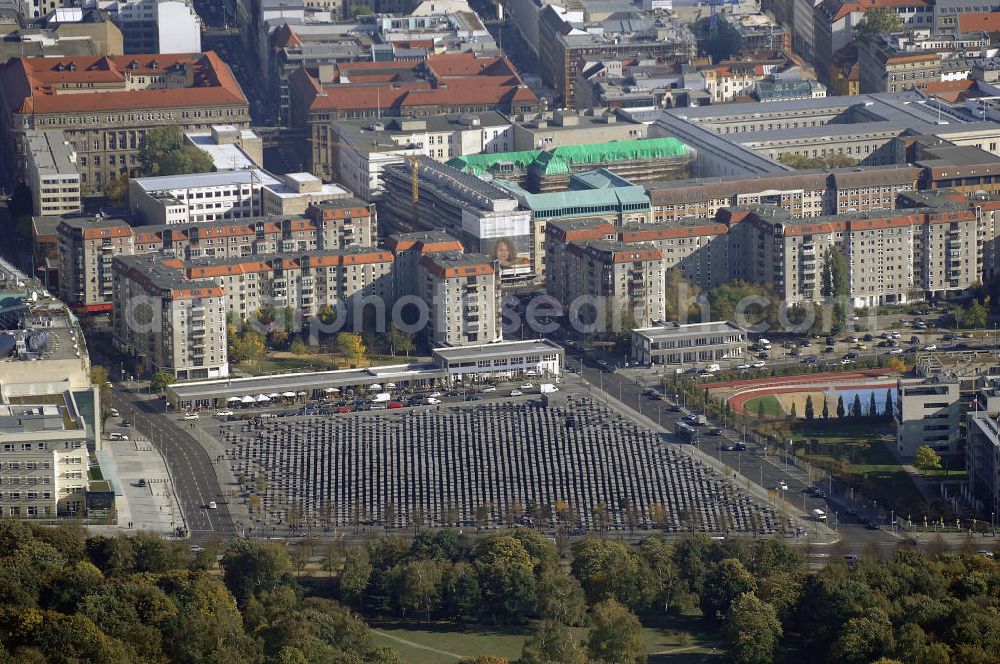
[744,394,784,418]
[369,618,723,664]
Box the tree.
[150,370,176,393]
[520,621,588,664]
[220,539,294,605]
[854,7,904,38]
[960,299,989,329]
[289,339,309,356]
[868,392,878,417]
[473,535,537,622]
[723,593,782,664]
[778,153,859,170]
[103,173,129,204]
[387,323,415,356]
[804,395,815,420]
[914,445,942,474]
[536,563,588,626]
[789,402,798,421]
[836,395,846,418]
[587,599,646,664]
[139,126,184,174]
[822,397,830,420]
[339,547,372,606]
[851,394,863,418]
[701,558,757,619]
[821,247,849,331]
[829,607,895,664]
[337,332,366,367]
[350,4,372,16]
[885,356,907,372]
[883,389,894,418]
[394,559,442,619]
[664,268,702,322]
[157,146,215,176]
[757,401,766,420]
[442,561,482,622]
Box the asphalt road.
[569,354,906,555]
[109,389,236,543]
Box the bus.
[676,421,699,443]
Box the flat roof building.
[896,375,962,459]
[25,129,81,217]
[630,321,748,368]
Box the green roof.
[447,137,689,176]
[447,149,542,176]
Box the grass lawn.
[744,394,784,418]
[369,617,723,663]
[788,424,942,515]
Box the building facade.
[630,321,748,367]
[25,129,81,216]
[895,376,962,459]
[0,53,249,194]
[57,203,374,311]
[418,251,501,346]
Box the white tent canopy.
[226,396,241,402]
[241,396,255,404]
[255,394,270,402]
[369,384,382,391]
[281,391,297,398]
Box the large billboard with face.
[461,211,534,277]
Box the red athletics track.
[714,370,898,415]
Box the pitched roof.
[1,52,247,115]
[958,12,1000,33]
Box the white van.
[706,364,721,373]
[812,508,827,521]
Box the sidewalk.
[90,436,184,538]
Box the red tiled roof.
[1,52,247,115]
[272,24,302,49]
[959,12,1000,33]
[293,53,536,113]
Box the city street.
[109,389,237,544]
[571,355,914,557]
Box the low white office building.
[631,321,747,367]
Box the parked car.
[121,420,132,428]
[777,481,788,491]
[336,406,353,413]
[519,383,533,390]
[207,501,217,510]
[215,410,234,417]
[387,401,404,409]
[736,363,751,370]
[481,386,497,393]
[707,427,723,436]
[510,390,523,396]
[752,360,766,368]
[108,408,120,418]
[923,344,938,351]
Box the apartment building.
[385,229,465,299]
[288,53,538,178]
[813,0,934,86]
[25,129,81,216]
[0,53,249,194]
[112,245,395,376]
[552,240,665,331]
[731,198,978,306]
[630,321,748,367]
[858,39,942,94]
[895,375,962,459]
[108,0,202,54]
[418,252,501,346]
[966,410,1000,520]
[112,253,228,380]
[57,202,374,311]
[536,5,696,108]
